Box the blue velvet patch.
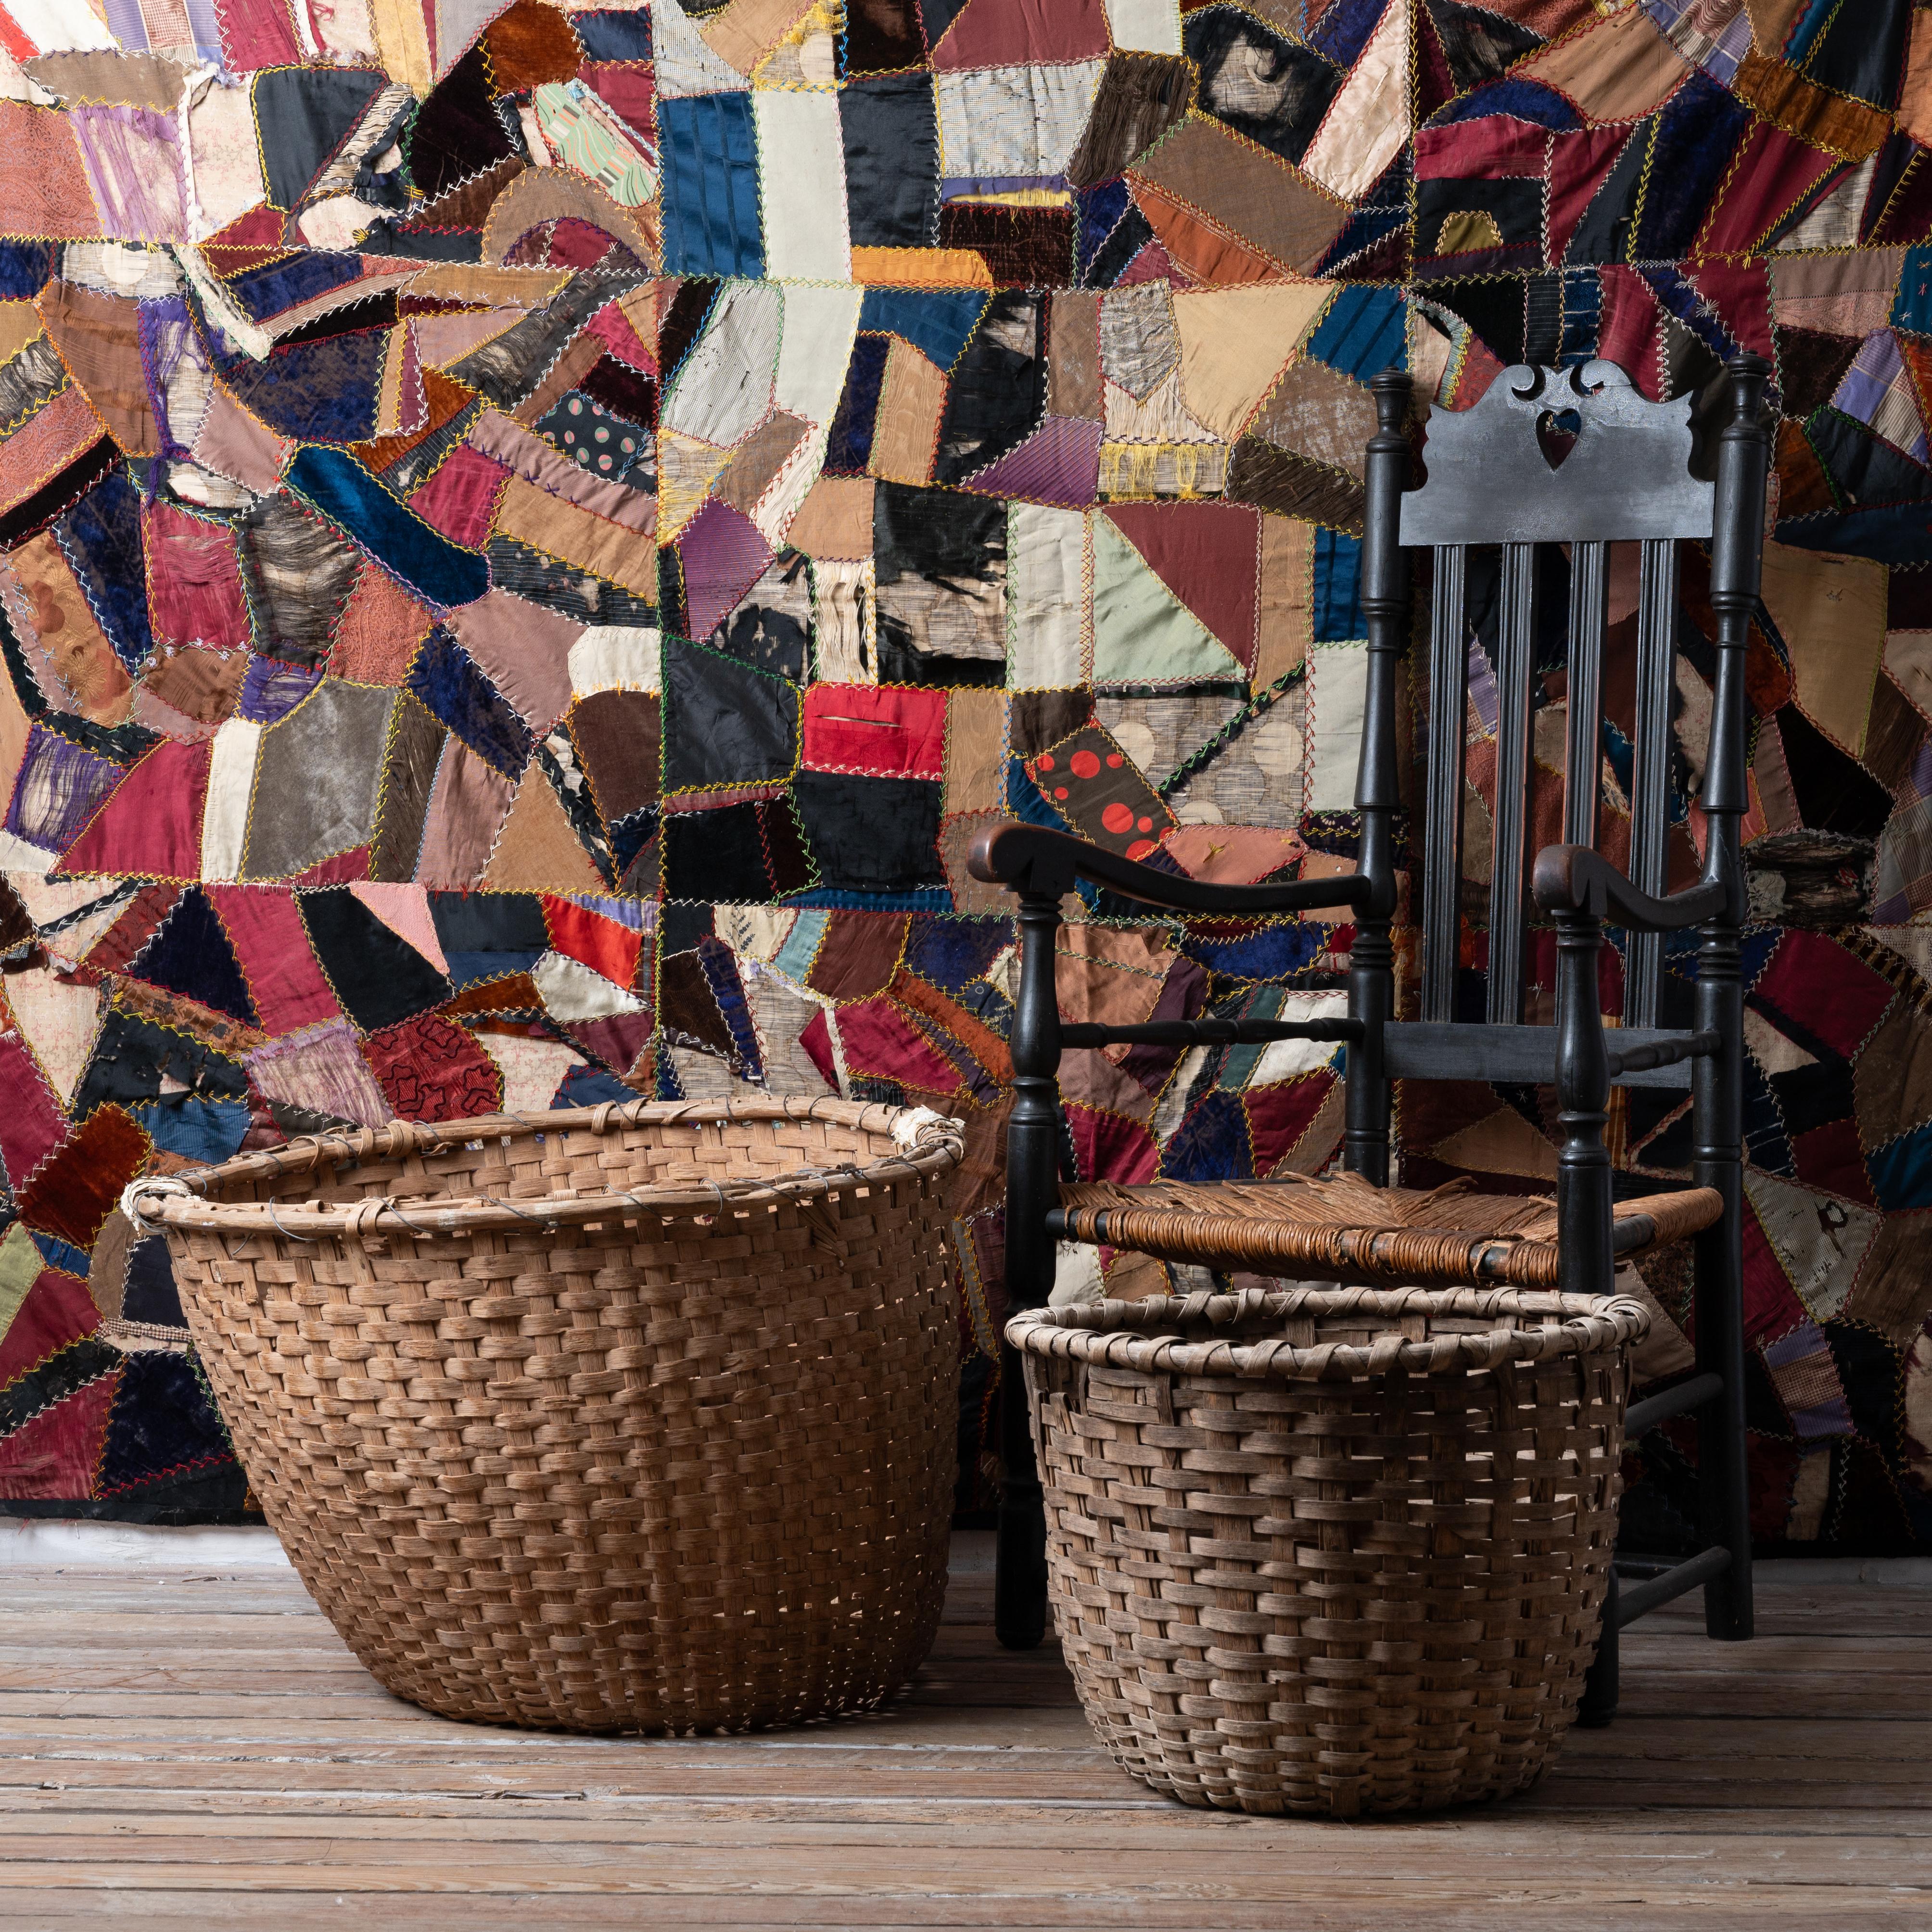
[136,888,257,1024]
[1159,1089,1254,1184]
[571,7,651,58]
[1313,529,1364,641]
[285,446,491,610]
[57,470,153,672]
[0,242,54,298]
[223,330,386,443]
[1432,78,1579,130]
[1076,180,1133,280]
[1307,285,1407,381]
[1308,0,1388,69]
[226,251,364,325]
[825,333,891,473]
[1560,267,1602,365]
[130,1097,252,1165]
[97,1352,233,1495]
[406,627,534,778]
[903,916,1013,994]
[1183,921,1327,980]
[1776,504,1932,565]
[698,936,763,1080]
[658,92,765,278]
[858,288,990,371]
[551,1061,636,1107]
[1632,74,1754,261]
[29,1232,89,1277]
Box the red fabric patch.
[288,845,372,886]
[408,444,508,549]
[928,0,1109,67]
[1752,930,1894,1060]
[800,1006,838,1089]
[1683,261,1775,360]
[582,64,656,142]
[567,1010,653,1078]
[360,1014,501,1123]
[58,739,211,881]
[1546,126,1639,261]
[802,684,948,778]
[584,294,656,374]
[1693,121,1841,260]
[1413,114,1551,180]
[216,0,302,75]
[1245,1072,1337,1174]
[0,1371,118,1501]
[0,1268,98,1392]
[19,1106,149,1249]
[1102,503,1261,668]
[1790,1117,1880,1206]
[144,499,251,652]
[1596,266,1669,399]
[544,896,645,988]
[0,1033,67,1193]
[208,886,341,1034]
[1741,1195,1811,1347]
[0,8,33,60]
[837,997,965,1093]
[1066,1102,1157,1186]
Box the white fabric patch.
[1007,503,1088,688]
[661,280,785,448]
[1306,643,1370,813]
[936,61,1106,180]
[754,89,850,282]
[775,281,864,427]
[531,950,648,1022]
[7,0,112,50]
[1248,991,1350,1086]
[479,1033,585,1114]
[200,715,262,884]
[1300,0,1411,204]
[183,79,266,242]
[569,625,662,698]
[1102,0,1181,53]
[651,0,746,98]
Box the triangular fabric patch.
[0,1371,118,1500]
[0,1265,99,1392]
[483,769,609,893]
[4,971,100,1106]
[58,739,211,882]
[1103,503,1261,670]
[1741,1169,1881,1322]
[928,0,1108,68]
[131,888,258,1024]
[1429,1103,1559,1179]
[348,884,449,976]
[1091,515,1246,686]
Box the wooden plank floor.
[0,1532,1925,1929]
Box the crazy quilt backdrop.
[0,0,1931,1551]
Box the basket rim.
[1007,1284,1651,1381]
[123,1096,965,1242]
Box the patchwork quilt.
[0,0,1925,1550]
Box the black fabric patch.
[1082,203,1153,287]
[661,797,815,902]
[1183,7,1342,166]
[254,66,388,210]
[1807,406,1932,505]
[122,1237,184,1327]
[873,480,1008,686]
[1424,275,1529,367]
[933,291,1043,484]
[657,277,720,393]
[845,0,925,73]
[0,1336,119,1439]
[299,888,453,1031]
[661,636,799,791]
[1424,0,1541,90]
[405,45,517,201]
[707,552,813,681]
[1776,704,1901,839]
[132,889,257,1024]
[793,772,944,890]
[97,1352,232,1495]
[428,890,548,984]
[484,538,659,625]
[1414,178,1544,262]
[1803,0,1911,110]
[578,354,658,426]
[70,1007,248,1121]
[1562,125,1649,266]
[237,493,362,664]
[841,74,940,248]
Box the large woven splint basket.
[127,1098,964,1736]
[1008,1284,1650,1816]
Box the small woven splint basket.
[127,1097,964,1737]
[1007,1284,1650,1817]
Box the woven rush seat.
[1056,1171,1723,1290]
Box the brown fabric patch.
[890,966,1012,1084]
[808,912,910,1001]
[714,410,810,517]
[482,766,607,892]
[1776,325,1861,418]
[143,646,247,727]
[482,0,584,89]
[1065,53,1195,190]
[1864,674,1926,794]
[943,683,1006,817]
[19,1103,149,1248]
[13,530,133,724]
[84,883,182,978]
[1254,512,1311,689]
[369,689,445,881]
[658,948,735,1057]
[1009,687,1092,755]
[1047,288,1101,422]
[1131,117,1351,273]
[1226,438,1365,533]
[1843,1209,1932,1344]
[494,474,657,597]
[22,51,191,108]
[411,154,528,231]
[442,971,543,1016]
[36,280,158,455]
[937,203,1076,290]
[784,475,875,559]
[568,688,660,823]
[1735,46,1892,159]
[1856,997,1932,1153]
[1250,359,1376,480]
[1774,417,1837,520]
[868,341,948,486]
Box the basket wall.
[163,1111,959,1734]
[1025,1343,1629,1817]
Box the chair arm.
[967,820,1375,915]
[1532,844,1725,932]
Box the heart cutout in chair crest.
[1537,407,1583,470]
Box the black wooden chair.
[970,354,1772,1724]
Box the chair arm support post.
[1531,844,1725,931]
[1347,369,1412,1186]
[1553,907,1615,1299]
[1688,353,1769,1647]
